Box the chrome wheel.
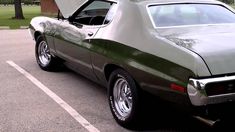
[38,41,51,66]
[113,76,133,118]
[109,69,141,127]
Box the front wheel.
[35,35,59,71]
[108,69,141,128]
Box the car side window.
[73,1,114,26]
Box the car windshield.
[148,4,235,27]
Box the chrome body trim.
[188,75,235,106]
[193,116,220,127]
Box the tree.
[220,0,234,4]
[13,0,25,19]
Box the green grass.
[0,5,40,29]
[231,5,235,9]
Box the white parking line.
[6,60,100,132]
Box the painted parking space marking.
[6,60,100,132]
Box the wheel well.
[34,31,42,41]
[104,64,142,92]
[104,64,123,81]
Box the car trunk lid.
[159,24,235,76]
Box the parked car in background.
[29,0,235,128]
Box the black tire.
[108,69,141,128]
[35,35,59,71]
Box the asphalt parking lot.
[0,29,232,132]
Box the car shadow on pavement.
[128,95,235,132]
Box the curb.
[0,26,10,29]
[0,26,29,30]
[20,26,29,29]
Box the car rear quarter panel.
[93,39,197,104]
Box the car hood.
[55,0,88,18]
[159,24,235,76]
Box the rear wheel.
[108,69,141,128]
[35,35,59,71]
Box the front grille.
[205,80,235,96]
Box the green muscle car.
[29,0,235,128]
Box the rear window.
[148,4,235,27]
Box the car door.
[54,0,114,80]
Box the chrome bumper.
[187,76,235,106]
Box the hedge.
[220,0,234,4]
[0,0,36,5]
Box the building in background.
[40,0,58,16]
